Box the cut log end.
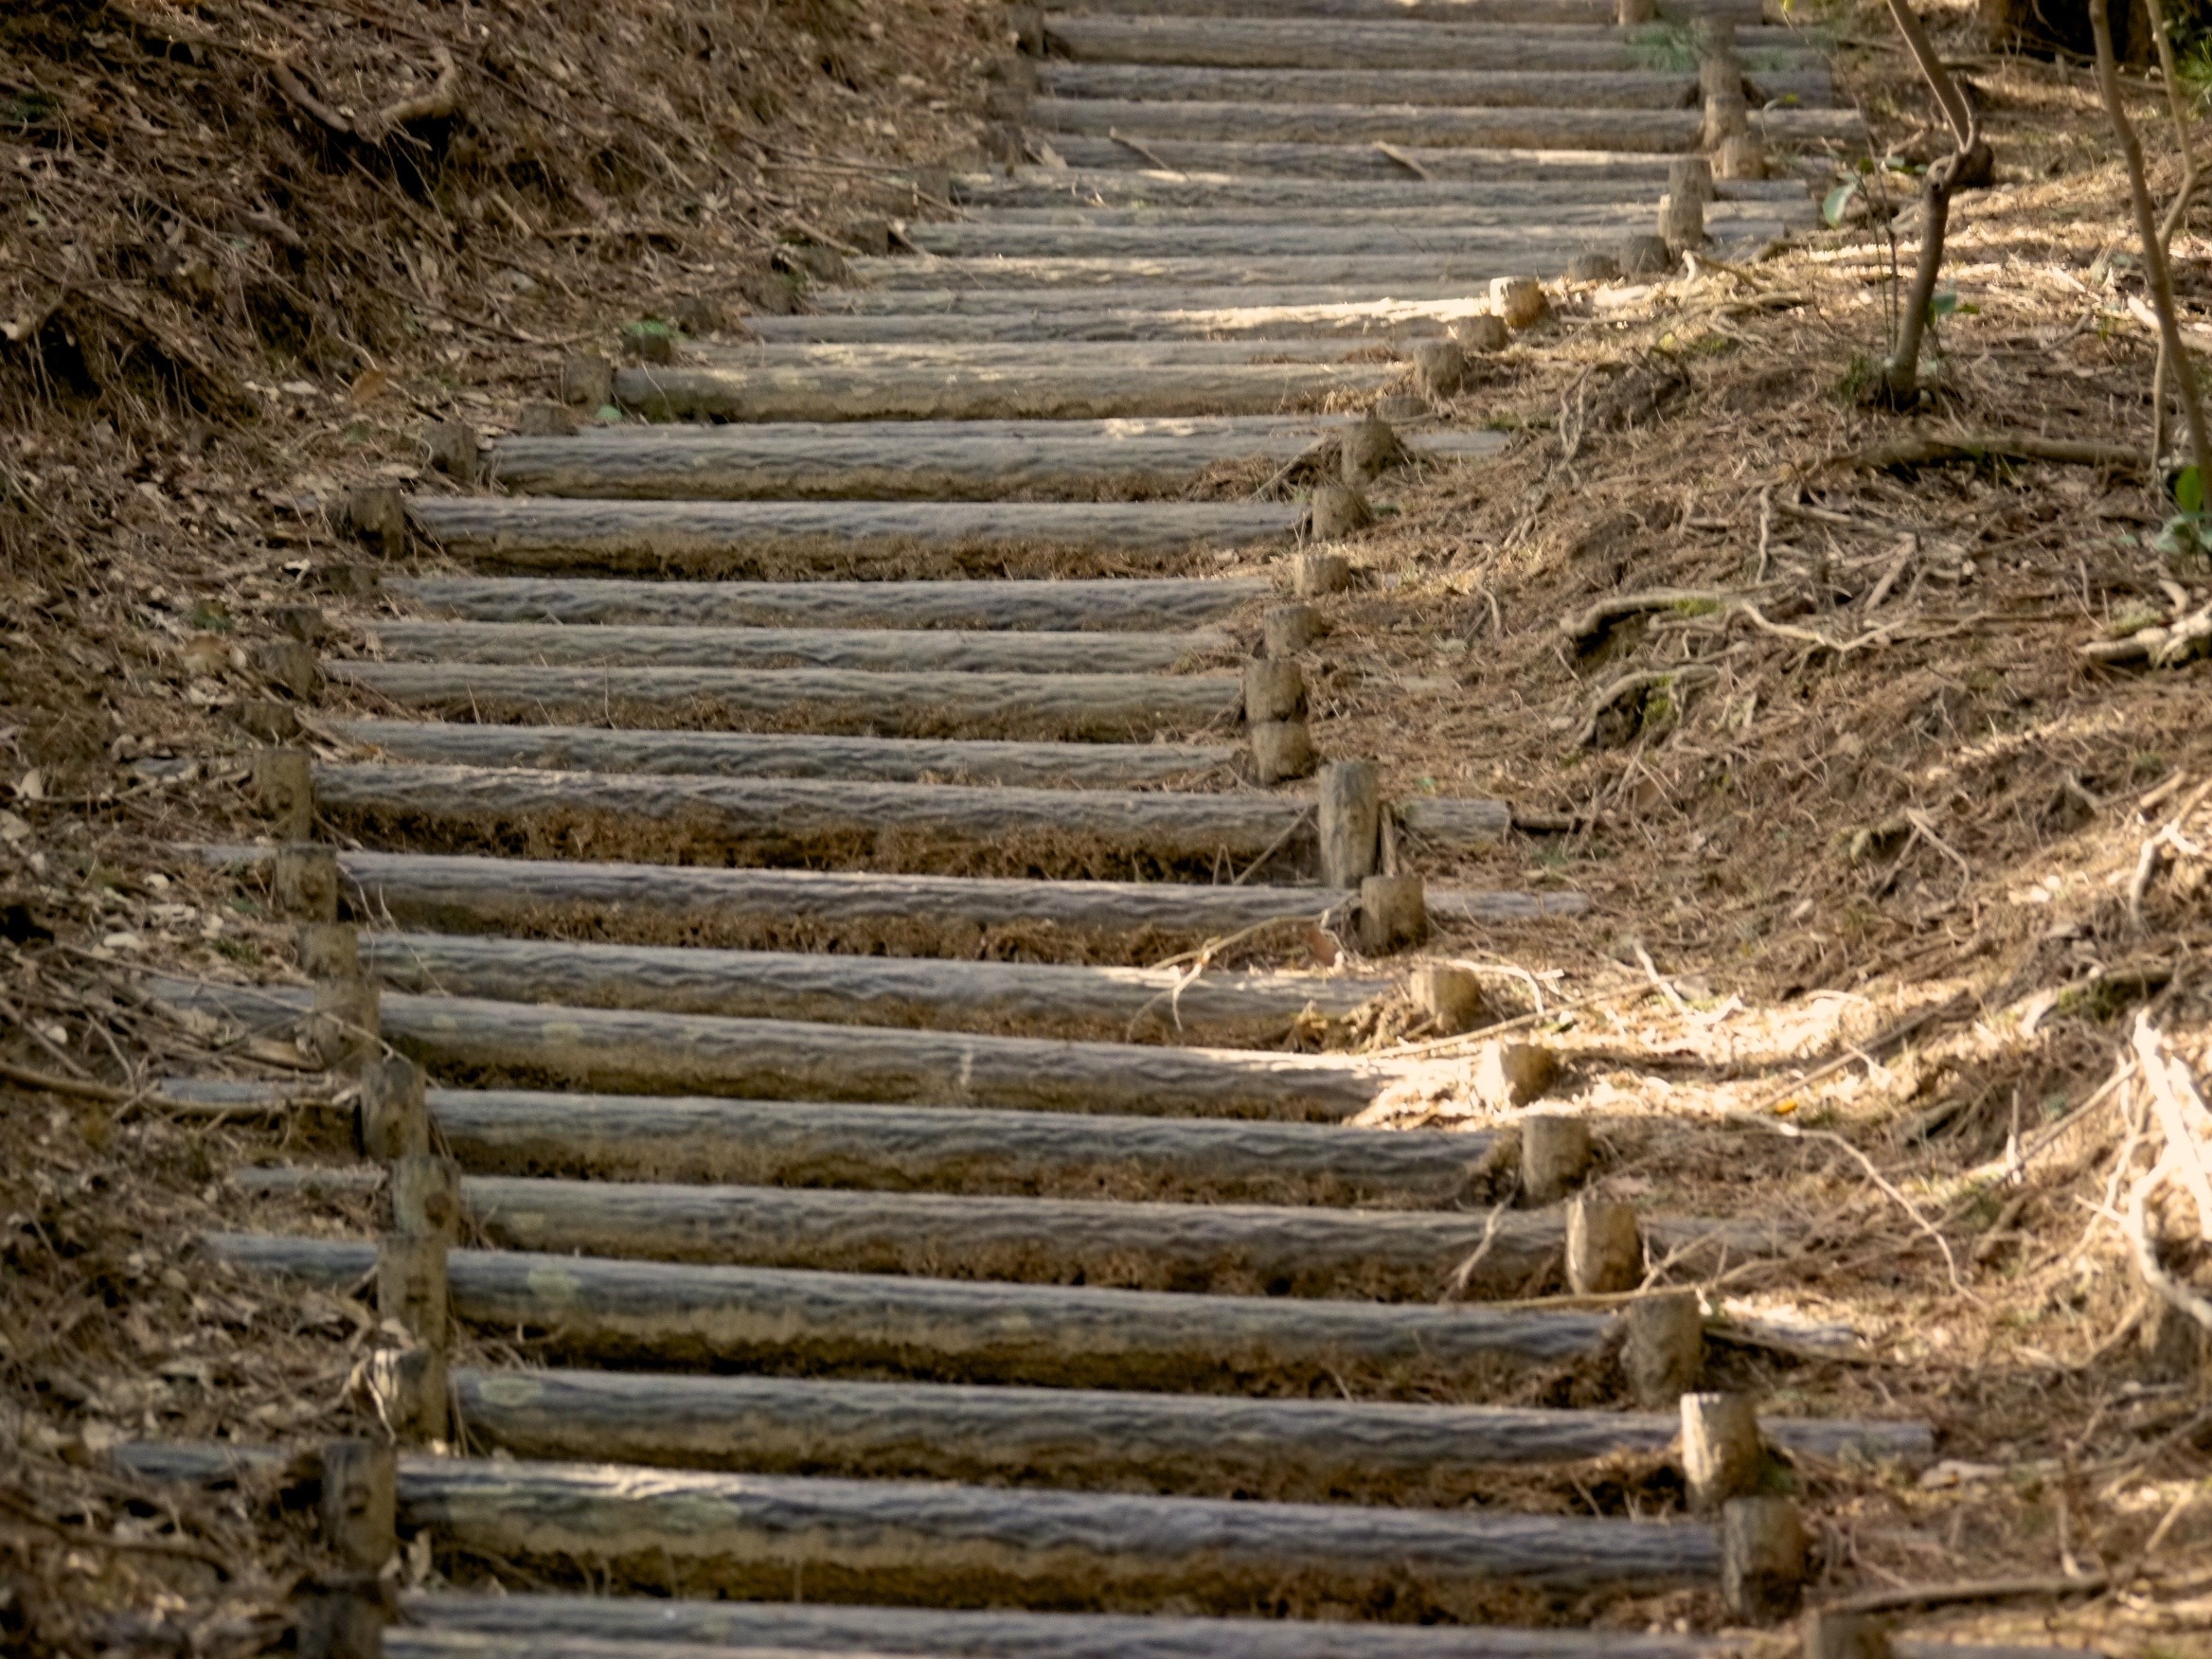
[1309,482,1371,541]
[1409,965,1484,1035]
[1680,1392,1762,1512]
[1262,603,1324,659]
[1490,276,1547,331]
[1340,413,1405,484]
[561,353,615,410]
[1565,1195,1642,1295]
[1357,875,1427,954]
[1721,1496,1806,1621]
[1292,549,1354,597]
[1456,314,1509,354]
[1622,1290,1704,1408]
[1519,1113,1591,1204]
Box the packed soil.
[5,0,2212,1653]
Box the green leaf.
[1822,180,1859,227]
[2178,465,2203,516]
[1930,291,1960,318]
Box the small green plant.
[1625,20,1697,72]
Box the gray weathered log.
[422,1088,1489,1204]
[152,981,1394,1118]
[1030,98,1703,152]
[328,721,1240,790]
[1008,134,1781,182]
[1041,14,1782,71]
[948,200,1811,231]
[390,1594,1759,1658]
[325,662,1240,740]
[205,1233,1620,1389]
[949,168,1819,210]
[1040,0,1765,16]
[402,1453,1721,1611]
[750,306,1495,345]
[901,221,1676,259]
[1395,796,1512,845]
[847,250,1601,294]
[368,620,1229,673]
[482,418,1499,499]
[1034,64,1831,109]
[190,847,1588,942]
[815,279,1536,316]
[446,1367,1932,1493]
[406,497,1300,558]
[436,1175,1782,1300]
[312,762,1368,867]
[613,360,1396,421]
[386,575,1268,631]
[355,932,1385,1038]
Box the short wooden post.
[1409,965,1484,1034]
[1682,1391,1764,1511]
[235,699,300,742]
[1717,131,1770,181]
[319,1439,396,1571]
[1243,658,1307,723]
[391,1153,462,1241]
[561,352,614,409]
[298,922,359,981]
[1490,276,1547,330]
[274,843,340,923]
[1520,1113,1591,1204]
[1659,190,1704,251]
[1292,550,1353,597]
[2142,1293,2208,1382]
[1410,340,1467,401]
[426,419,479,485]
[366,1344,448,1448]
[254,749,314,841]
[294,1575,385,1659]
[1262,603,1322,659]
[517,402,578,437]
[1802,1609,1893,1659]
[1668,155,1715,205]
[1250,721,1316,785]
[1309,482,1370,540]
[376,1234,450,1351]
[1566,1194,1643,1293]
[250,638,323,701]
[344,486,408,561]
[1357,874,1427,954]
[1340,413,1403,484]
[1318,760,1381,888]
[1619,232,1672,276]
[1722,1496,1807,1620]
[357,1057,428,1161]
[1622,1290,1704,1406]
[305,976,380,1071]
[1704,87,1749,150]
[1456,314,1509,354]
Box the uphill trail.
[83,2,2105,1657]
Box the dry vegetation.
[4,0,2212,1651]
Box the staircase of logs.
[117,2,2024,1657]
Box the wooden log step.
[131,1441,1723,1614]
[948,167,1816,210]
[1044,0,1765,21]
[1027,99,1704,152]
[327,721,1241,789]
[945,198,1810,230]
[814,280,1505,315]
[446,1367,1932,1493]
[197,847,1589,952]
[746,305,1503,344]
[481,418,1501,499]
[1040,13,1780,71]
[1034,64,1833,109]
[1023,134,1759,180]
[306,762,1495,874]
[201,1233,1622,1389]
[404,497,1302,560]
[847,248,1602,294]
[325,662,1241,741]
[612,359,1396,422]
[419,1088,1481,1203]
[368,621,1229,674]
[895,219,1786,260]
[385,575,1270,630]
[356,933,1387,1041]
[260,1171,1779,1298]
[395,1591,1752,1659]
[150,980,1394,1117]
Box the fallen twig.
[1835,433,2145,472]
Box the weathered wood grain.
[896,219,1766,259]
[846,248,1593,292]
[368,621,1229,672]
[1033,64,1833,109]
[1028,98,1704,152]
[745,307,1503,343]
[1040,13,1778,70]
[947,168,1817,210]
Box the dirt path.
[78,3,2114,1655]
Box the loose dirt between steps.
[6,0,2212,1651]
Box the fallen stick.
[1835,433,2144,472]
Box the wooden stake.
[344,487,407,561]
[1339,413,1403,484]
[305,976,380,1071]
[318,1439,396,1571]
[1681,1392,1763,1511]
[1309,482,1370,540]
[1704,88,1749,148]
[1242,658,1308,723]
[294,1575,384,1659]
[1717,131,1770,180]
[1659,190,1705,251]
[366,1345,448,1446]
[1721,1496,1807,1620]
[1668,154,1715,205]
[234,699,300,742]
[1318,760,1381,887]
[390,1153,462,1241]
[273,843,340,923]
[1622,1290,1704,1407]
[1490,276,1547,330]
[1249,721,1316,785]
[561,352,614,409]
[298,923,358,982]
[254,750,314,841]
[1566,1194,1642,1293]
[1262,603,1323,658]
[1409,965,1483,1035]
[1292,550,1353,597]
[249,639,323,701]
[357,1057,428,1162]
[1410,340,1467,401]
[1356,874,1427,954]
[426,420,479,486]
[1520,1114,1591,1204]
[1457,314,1508,353]
[377,1233,450,1348]
[1801,1609,1893,1659]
